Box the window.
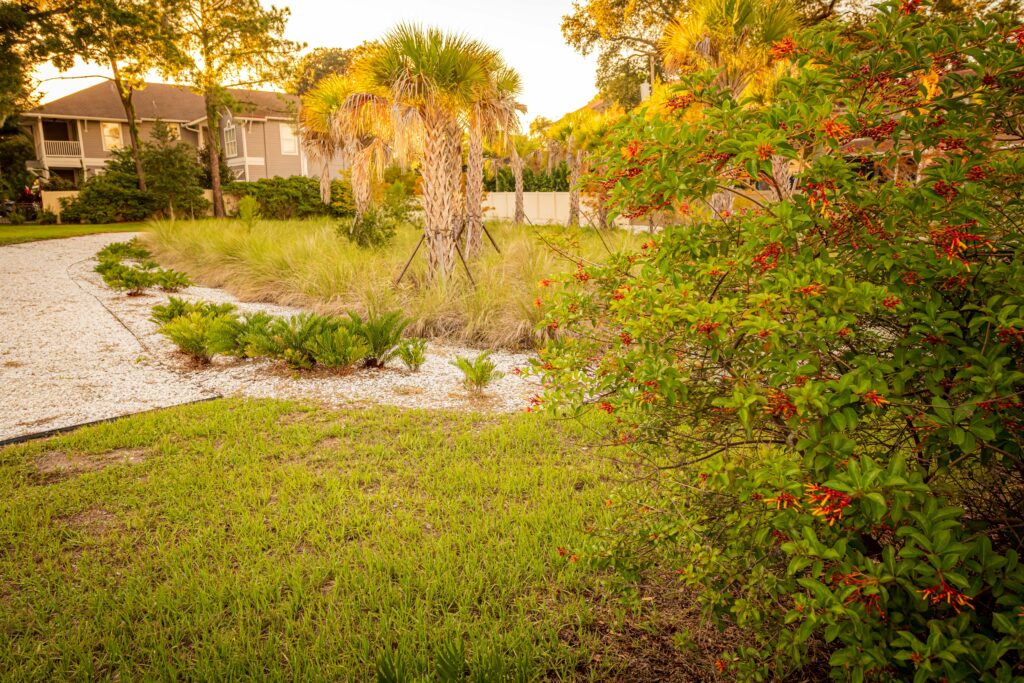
[101,122,123,151]
[279,124,298,155]
[224,125,238,158]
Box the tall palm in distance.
[506,133,542,225]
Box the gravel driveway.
[0,233,535,442]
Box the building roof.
[27,81,298,122]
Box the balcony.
[44,140,82,157]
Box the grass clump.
[397,337,428,372]
[451,352,504,394]
[145,219,642,349]
[0,399,618,680]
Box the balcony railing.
[44,140,82,157]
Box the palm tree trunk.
[205,96,225,218]
[567,141,580,227]
[420,109,459,281]
[511,146,525,224]
[111,61,146,192]
[464,116,485,258]
[350,158,372,225]
[318,162,332,204]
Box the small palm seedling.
[347,310,410,368]
[450,352,504,394]
[307,326,368,370]
[154,269,191,292]
[397,338,428,372]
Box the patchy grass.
[145,218,641,350]
[0,398,631,680]
[0,223,145,246]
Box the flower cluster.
[920,577,973,613]
[806,485,853,525]
[752,242,783,273]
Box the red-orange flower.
[863,390,889,407]
[882,296,901,310]
[763,491,799,509]
[756,143,775,160]
[806,484,852,525]
[765,390,797,419]
[920,577,973,613]
[822,118,851,142]
[770,37,798,60]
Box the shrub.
[451,352,503,394]
[150,297,237,325]
[36,209,58,225]
[256,313,340,370]
[533,3,1024,680]
[97,239,151,262]
[158,312,217,362]
[153,269,191,292]
[485,162,570,192]
[225,176,327,220]
[347,310,409,368]
[341,178,416,249]
[60,123,208,224]
[97,262,155,295]
[398,338,428,372]
[307,326,368,370]
[237,195,260,231]
[61,173,155,224]
[6,209,25,225]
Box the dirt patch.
[35,447,149,482]
[582,571,832,682]
[62,507,119,536]
[2,360,24,368]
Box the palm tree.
[465,63,525,257]
[350,25,501,281]
[506,134,541,224]
[300,75,390,226]
[545,110,597,227]
[660,0,798,99]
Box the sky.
[31,0,599,125]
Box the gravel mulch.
[0,232,538,442]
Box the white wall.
[482,192,640,228]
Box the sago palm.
[465,62,525,257]
[350,25,501,281]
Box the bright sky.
[32,0,598,124]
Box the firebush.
[533,3,1024,681]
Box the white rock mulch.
[0,232,538,442]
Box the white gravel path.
[0,232,538,442]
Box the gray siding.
[263,119,302,178]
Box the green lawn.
[0,399,619,680]
[0,222,145,246]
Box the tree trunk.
[464,116,485,258]
[511,146,525,225]
[111,62,146,192]
[350,151,372,226]
[567,140,580,227]
[419,109,460,281]
[319,162,332,204]
[205,97,225,218]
